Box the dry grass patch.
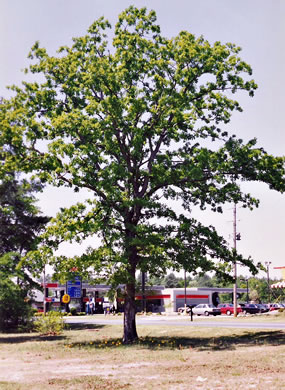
[0,323,284,389]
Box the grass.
[0,318,285,389]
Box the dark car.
[255,304,270,313]
[218,303,242,316]
[239,303,260,314]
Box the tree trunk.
[123,219,139,344]
[123,278,138,344]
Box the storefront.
[40,283,247,313]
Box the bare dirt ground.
[0,324,285,389]
[1,345,284,389]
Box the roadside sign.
[62,294,71,304]
[66,276,82,298]
[41,283,58,288]
[45,297,61,303]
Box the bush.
[34,311,65,336]
[70,307,77,316]
[0,279,34,331]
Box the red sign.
[83,297,103,302]
[45,297,52,302]
[135,294,171,300]
[41,283,58,288]
[176,294,209,299]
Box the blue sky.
[1,0,284,279]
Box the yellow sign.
[62,294,71,304]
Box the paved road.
[66,315,285,330]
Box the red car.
[269,303,281,311]
[218,303,242,316]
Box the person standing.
[90,297,95,314]
[85,300,90,315]
[103,298,109,315]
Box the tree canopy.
[0,6,284,342]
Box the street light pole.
[43,264,46,315]
[265,261,272,303]
[141,271,146,313]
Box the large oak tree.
[1,7,284,342]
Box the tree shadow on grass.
[66,323,105,331]
[0,334,66,343]
[169,330,285,351]
[66,330,285,351]
[0,324,105,344]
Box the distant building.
[38,282,247,313]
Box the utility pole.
[184,269,187,315]
[265,261,271,303]
[233,203,238,317]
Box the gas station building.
[38,282,247,313]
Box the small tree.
[0,7,284,342]
[0,254,34,330]
[189,274,214,288]
[0,173,49,281]
[164,273,181,288]
[0,173,49,330]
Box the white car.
[192,304,221,316]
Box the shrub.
[0,279,34,331]
[70,307,77,316]
[34,311,65,336]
